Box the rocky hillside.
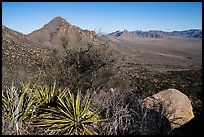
[2,17,115,84]
[2,25,41,48]
[2,25,51,83]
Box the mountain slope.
[2,25,50,83]
[2,17,115,84]
[26,16,104,49]
[2,25,42,49]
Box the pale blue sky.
[2,2,202,34]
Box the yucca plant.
[33,89,109,135]
[32,82,56,107]
[2,82,37,135]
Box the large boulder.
[143,89,194,129]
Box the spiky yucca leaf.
[33,89,109,135]
[32,82,56,106]
[2,82,37,135]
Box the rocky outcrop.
[143,89,194,129]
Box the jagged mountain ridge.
[106,29,202,40]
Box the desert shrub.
[58,43,116,92]
[91,89,172,135]
[41,39,130,95]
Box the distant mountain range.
[105,29,202,40]
[2,16,202,49]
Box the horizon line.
[2,23,202,35]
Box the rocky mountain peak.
[43,16,71,29]
[25,16,103,49]
[123,29,129,33]
[51,16,69,23]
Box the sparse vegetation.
[2,18,202,135]
[91,90,172,135]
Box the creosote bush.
[41,41,128,94]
